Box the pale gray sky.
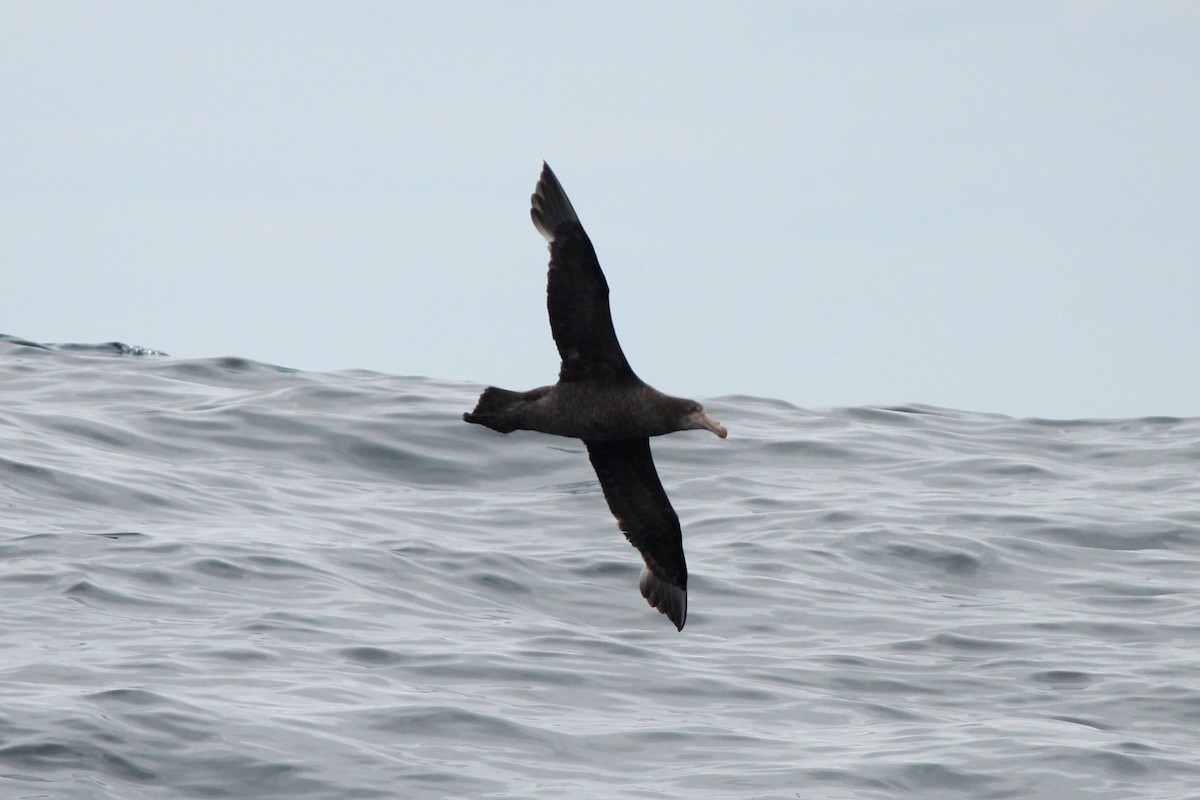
[3,2,1197,418]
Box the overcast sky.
[3,3,1196,418]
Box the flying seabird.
[463,162,727,631]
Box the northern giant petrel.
[463,162,727,631]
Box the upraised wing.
[585,438,688,630]
[530,163,636,385]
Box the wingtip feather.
[530,161,580,242]
[640,566,687,631]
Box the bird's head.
[678,400,728,439]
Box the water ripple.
[2,334,1199,799]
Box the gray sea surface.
[2,333,1199,799]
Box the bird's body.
[463,163,726,630]
[466,381,706,441]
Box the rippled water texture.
[2,333,1199,799]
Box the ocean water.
[2,333,1199,800]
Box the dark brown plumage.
[463,163,727,630]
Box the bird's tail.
[462,386,523,433]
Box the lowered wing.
[585,437,688,630]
